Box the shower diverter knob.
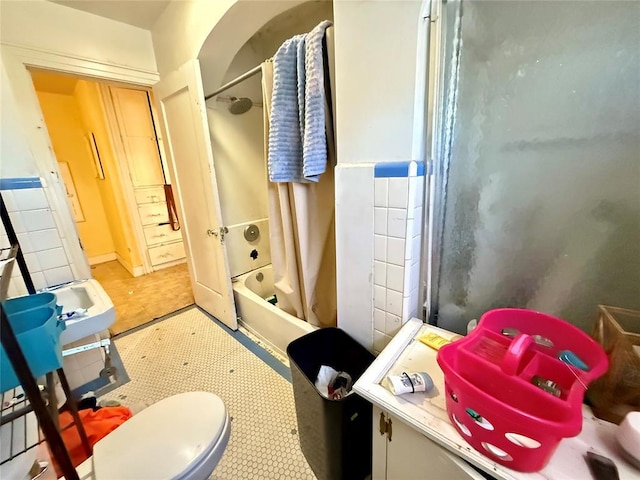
[244,224,260,242]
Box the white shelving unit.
[1,195,90,480]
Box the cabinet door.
[110,87,165,187]
[373,406,388,480]
[375,407,484,480]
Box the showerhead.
[228,97,253,115]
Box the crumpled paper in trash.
[315,365,353,399]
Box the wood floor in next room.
[92,260,194,335]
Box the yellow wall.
[35,90,116,259]
[74,80,142,270]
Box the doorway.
[29,69,194,334]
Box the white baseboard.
[132,265,145,277]
[88,252,117,265]
[116,253,145,277]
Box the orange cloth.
[51,406,133,477]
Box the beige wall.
[74,80,143,270]
[208,1,334,229]
[151,0,233,75]
[333,1,423,163]
[0,59,39,178]
[152,0,304,90]
[332,1,426,347]
[35,90,116,259]
[0,0,156,74]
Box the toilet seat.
[91,392,229,480]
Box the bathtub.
[233,265,315,357]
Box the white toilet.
[70,392,230,480]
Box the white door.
[153,59,237,329]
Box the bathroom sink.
[53,279,116,345]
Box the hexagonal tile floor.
[100,307,316,479]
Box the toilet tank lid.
[93,392,227,480]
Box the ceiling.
[30,70,79,95]
[49,0,170,29]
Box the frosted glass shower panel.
[435,1,640,333]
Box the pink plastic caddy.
[437,309,608,472]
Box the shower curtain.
[260,32,337,328]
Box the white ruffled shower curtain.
[260,27,337,328]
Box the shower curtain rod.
[204,64,263,101]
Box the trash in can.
[287,328,375,480]
[315,365,353,400]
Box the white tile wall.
[387,237,405,266]
[224,219,271,278]
[15,232,34,254]
[373,329,392,354]
[23,252,41,272]
[388,177,408,209]
[30,229,63,251]
[372,163,425,348]
[374,260,386,287]
[43,265,73,286]
[12,188,48,211]
[36,247,68,270]
[374,308,385,332]
[374,178,388,207]
[386,263,404,292]
[8,212,26,233]
[386,289,403,316]
[374,207,387,235]
[2,188,72,297]
[2,191,18,212]
[374,235,386,262]
[31,272,47,291]
[62,332,108,390]
[22,209,57,231]
[374,284,386,310]
[387,208,407,238]
[385,312,401,336]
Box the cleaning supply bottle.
[386,372,434,395]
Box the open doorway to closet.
[29,69,194,334]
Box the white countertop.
[353,318,639,480]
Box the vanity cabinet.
[373,405,480,479]
[354,319,636,480]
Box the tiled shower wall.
[372,162,425,354]
[335,161,425,354]
[1,180,75,297]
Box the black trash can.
[287,328,375,480]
